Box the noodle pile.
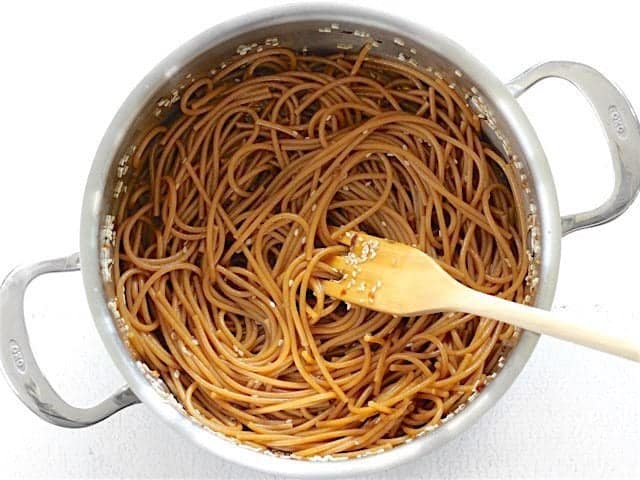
[113,45,529,457]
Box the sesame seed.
[336,43,353,50]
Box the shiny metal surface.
[0,253,139,427]
[507,61,640,235]
[1,3,638,478]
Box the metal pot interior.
[95,11,544,466]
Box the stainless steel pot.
[2,4,639,477]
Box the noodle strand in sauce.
[114,45,528,458]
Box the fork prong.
[328,226,358,247]
[321,278,346,299]
[324,254,352,274]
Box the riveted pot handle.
[0,253,139,427]
[507,62,640,235]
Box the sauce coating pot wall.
[1,4,639,478]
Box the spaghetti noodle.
[113,45,529,457]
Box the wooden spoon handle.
[449,288,640,362]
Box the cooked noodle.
[113,45,528,458]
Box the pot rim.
[79,3,561,477]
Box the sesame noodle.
[113,45,528,458]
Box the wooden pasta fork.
[321,231,640,362]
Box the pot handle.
[507,61,640,235]
[0,253,139,427]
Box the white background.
[1,1,639,478]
